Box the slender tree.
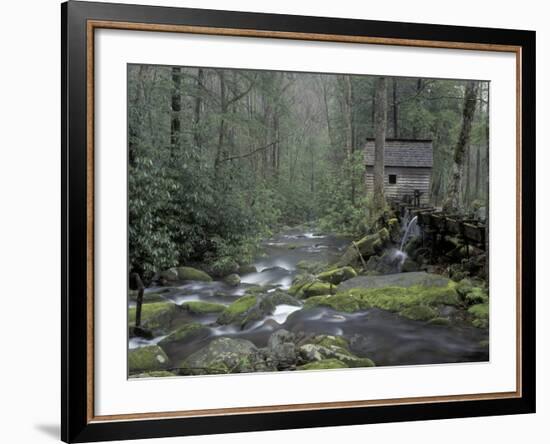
[445,81,479,212]
[373,77,388,212]
[170,67,182,157]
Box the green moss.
[465,287,489,305]
[301,281,333,298]
[306,335,349,350]
[297,359,348,370]
[316,266,357,285]
[224,273,241,286]
[238,264,257,274]
[296,260,326,273]
[128,302,176,327]
[399,305,438,321]
[388,218,401,242]
[181,301,226,314]
[217,295,257,324]
[288,274,316,297]
[128,288,168,303]
[176,266,212,282]
[468,303,489,328]
[346,357,375,368]
[456,278,474,298]
[128,345,170,374]
[159,322,205,346]
[304,282,459,314]
[428,317,452,326]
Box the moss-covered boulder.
[399,305,438,321]
[289,273,316,297]
[224,273,241,287]
[216,291,301,326]
[303,335,350,350]
[427,317,452,326]
[468,303,489,328]
[336,228,390,267]
[297,359,348,370]
[316,266,357,285]
[305,280,459,314]
[238,264,257,275]
[298,343,375,368]
[128,302,182,333]
[176,267,212,282]
[159,268,178,282]
[158,322,209,348]
[301,281,334,298]
[181,301,226,315]
[128,345,171,374]
[178,337,272,375]
[217,295,258,325]
[388,218,401,243]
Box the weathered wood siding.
[365,166,431,204]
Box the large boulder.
[316,266,357,285]
[224,273,241,287]
[176,267,212,282]
[338,271,453,293]
[158,322,210,349]
[267,329,297,369]
[301,282,334,298]
[159,266,212,282]
[217,292,301,326]
[180,301,226,315]
[128,345,171,374]
[305,272,459,318]
[178,338,273,375]
[128,302,184,334]
[216,295,258,325]
[337,228,390,267]
[298,342,375,368]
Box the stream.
[129,227,489,368]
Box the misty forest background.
[128,65,489,281]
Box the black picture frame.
[61,1,536,442]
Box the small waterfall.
[390,216,419,272]
[400,216,418,251]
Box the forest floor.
[128,223,490,377]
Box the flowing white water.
[400,215,419,251]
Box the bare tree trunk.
[445,81,479,212]
[412,79,423,139]
[170,67,181,158]
[373,77,387,212]
[464,143,471,207]
[193,68,204,152]
[392,78,399,138]
[345,76,356,206]
[321,78,336,151]
[214,70,227,170]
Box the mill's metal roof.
[364,139,433,168]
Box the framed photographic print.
[61,1,536,442]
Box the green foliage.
[128,65,489,278]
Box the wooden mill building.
[364,139,433,205]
